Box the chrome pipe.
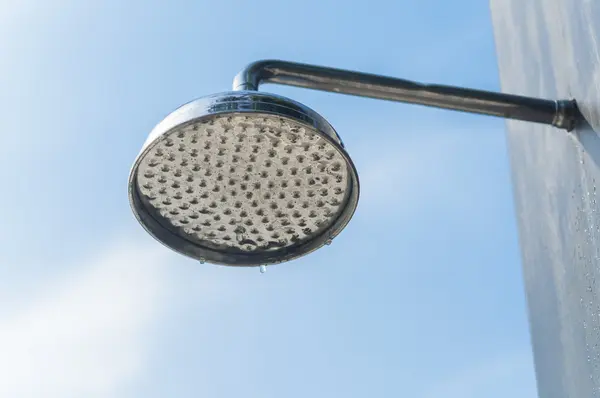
[233,59,581,131]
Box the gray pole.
[232,59,578,131]
[490,1,600,397]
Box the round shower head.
[129,91,360,266]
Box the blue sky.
[0,1,537,397]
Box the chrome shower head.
[129,91,360,266]
[130,59,582,268]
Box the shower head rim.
[128,91,360,266]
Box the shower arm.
[233,59,580,131]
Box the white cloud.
[0,0,49,35]
[0,236,173,398]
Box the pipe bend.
[233,59,286,91]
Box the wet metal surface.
[491,1,600,397]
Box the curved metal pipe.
[233,59,581,131]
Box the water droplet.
[325,238,333,245]
[199,257,206,264]
[259,264,267,274]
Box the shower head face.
[129,91,359,266]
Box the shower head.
[129,91,360,266]
[130,59,582,268]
